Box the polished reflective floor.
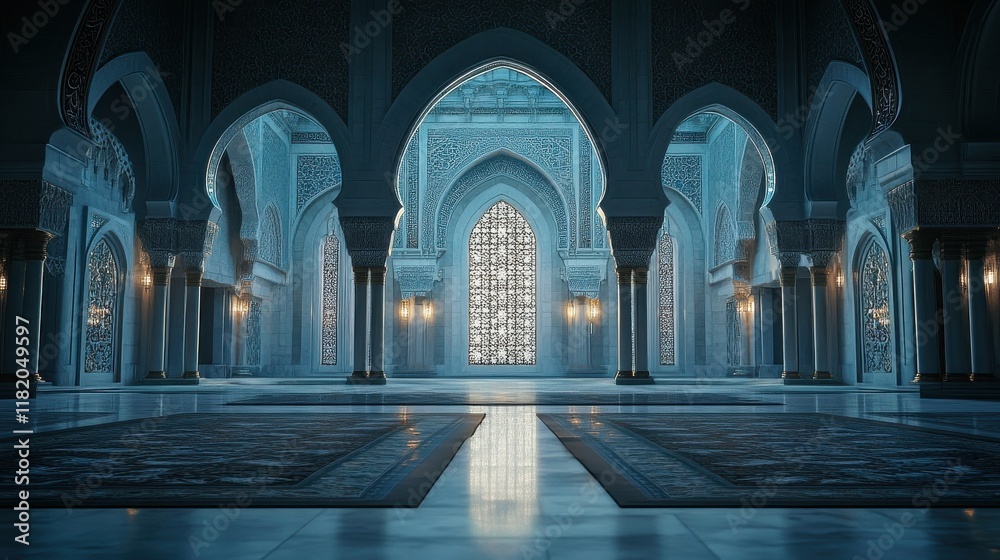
[13,379,1000,559]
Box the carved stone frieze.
[606,217,662,269]
[340,217,396,268]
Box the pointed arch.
[380,31,616,188]
[856,236,894,375]
[82,232,126,379]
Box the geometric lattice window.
[320,233,339,366]
[860,241,893,373]
[84,239,119,374]
[658,231,676,366]
[469,201,536,365]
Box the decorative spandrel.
[658,232,676,366]
[84,239,118,374]
[468,201,536,366]
[861,242,893,373]
[321,235,339,366]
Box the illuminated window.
[84,239,118,374]
[468,201,536,365]
[860,241,892,373]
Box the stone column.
[182,268,204,379]
[904,231,942,382]
[940,235,972,381]
[810,265,832,380]
[614,266,634,382]
[20,232,51,382]
[3,238,26,379]
[369,266,387,381]
[780,266,800,380]
[146,254,174,379]
[409,296,426,370]
[350,266,369,380]
[633,268,651,379]
[567,296,590,372]
[966,238,994,381]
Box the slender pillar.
[633,268,651,379]
[20,232,51,382]
[904,231,942,382]
[409,296,426,370]
[810,267,832,380]
[369,267,387,380]
[967,239,994,381]
[780,266,800,380]
[940,236,972,381]
[567,296,590,371]
[182,269,203,379]
[350,266,369,379]
[146,257,174,379]
[614,267,634,382]
[3,238,26,379]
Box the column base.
[971,373,996,382]
[812,371,833,380]
[911,373,943,383]
[944,373,975,383]
[182,371,201,380]
[615,371,655,385]
[346,372,387,385]
[145,371,167,379]
[781,371,801,380]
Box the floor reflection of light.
[469,407,537,537]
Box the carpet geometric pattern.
[539,413,1000,507]
[2,413,482,507]
[227,392,780,407]
[869,412,1000,435]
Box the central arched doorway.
[386,62,614,376]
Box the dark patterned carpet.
[870,412,1000,434]
[1,413,482,507]
[539,413,1000,507]
[227,392,780,406]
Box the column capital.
[370,266,387,285]
[632,267,648,285]
[151,266,172,287]
[185,269,204,287]
[353,266,369,284]
[810,267,829,287]
[779,266,798,288]
[903,229,937,260]
[616,266,634,284]
[21,231,53,261]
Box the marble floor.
[9,378,1000,560]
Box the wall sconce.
[736,296,754,315]
[423,300,433,320]
[959,270,968,291]
[987,265,996,287]
[141,270,152,290]
[233,296,249,316]
[0,274,6,294]
[566,300,577,320]
[587,298,600,321]
[400,299,410,320]
[836,270,845,289]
